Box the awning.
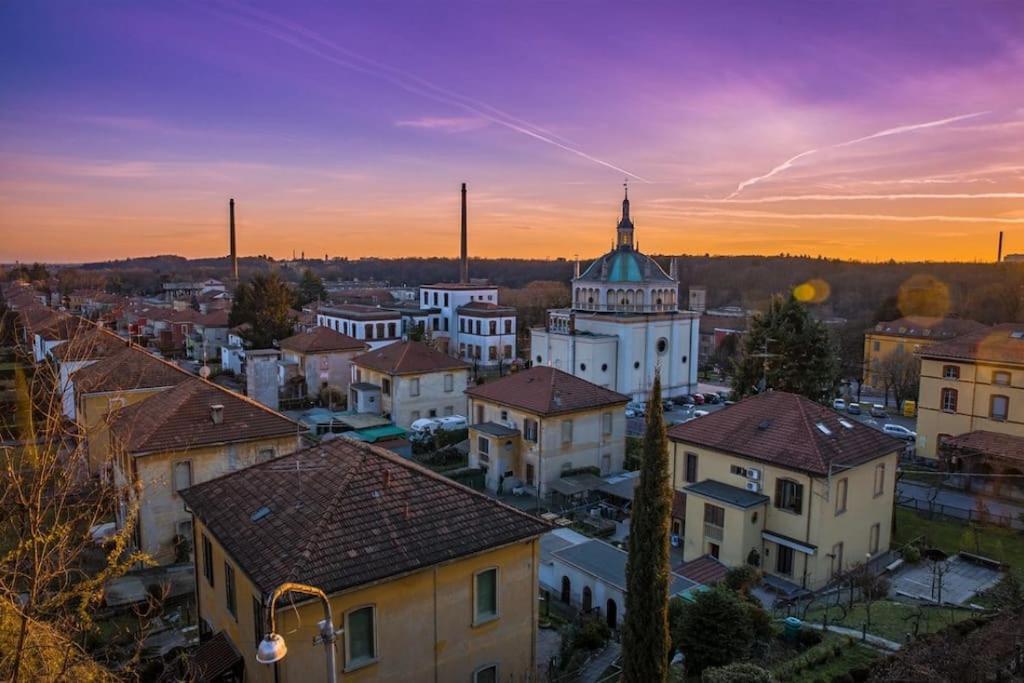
[549,473,605,497]
[193,632,243,682]
[762,531,817,556]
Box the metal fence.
[896,495,1024,530]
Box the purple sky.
[1,1,1022,262]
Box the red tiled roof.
[868,316,986,340]
[465,366,629,417]
[352,340,469,376]
[193,631,241,682]
[194,310,230,327]
[50,325,129,362]
[675,555,728,585]
[942,431,1024,461]
[109,378,301,456]
[180,439,550,595]
[667,391,902,476]
[72,346,191,395]
[918,323,1024,365]
[278,326,368,354]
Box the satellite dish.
[199,365,211,379]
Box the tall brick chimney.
[229,198,238,282]
[460,183,468,284]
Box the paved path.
[578,641,622,683]
[897,480,1024,529]
[802,622,902,652]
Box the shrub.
[830,674,854,683]
[575,615,611,650]
[902,545,921,564]
[676,586,755,675]
[702,662,772,683]
[797,628,823,648]
[724,565,762,593]
[849,667,870,682]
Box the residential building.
[106,378,302,564]
[277,326,368,400]
[464,366,629,495]
[50,324,132,419]
[530,190,699,400]
[186,310,231,363]
[916,323,1024,459]
[219,324,250,375]
[418,283,518,369]
[862,316,985,388]
[667,392,903,592]
[940,431,1024,500]
[162,279,225,302]
[181,438,549,683]
[316,304,402,350]
[350,341,471,427]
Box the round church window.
[536,355,543,363]
[601,363,608,372]
[634,361,640,370]
[656,338,668,354]
[580,363,587,371]
[682,355,688,364]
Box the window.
[704,503,725,528]
[872,340,880,352]
[870,523,881,555]
[201,534,214,586]
[443,318,449,332]
[602,412,613,436]
[433,292,438,306]
[409,378,420,397]
[561,420,573,444]
[835,478,848,515]
[500,410,508,422]
[774,479,803,514]
[444,405,454,416]
[433,318,439,331]
[488,346,497,361]
[831,542,844,576]
[257,448,274,463]
[474,568,499,624]
[444,373,454,392]
[478,436,490,455]
[364,323,373,339]
[940,388,958,412]
[475,320,481,335]
[776,545,794,576]
[874,464,886,497]
[382,378,391,396]
[443,293,449,307]
[388,322,396,337]
[993,370,1011,386]
[173,461,192,493]
[224,562,237,618]
[684,452,698,484]
[489,321,497,336]
[730,464,748,477]
[474,665,498,683]
[942,365,960,380]
[428,409,437,418]
[523,418,538,442]
[991,395,1009,421]
[526,463,535,485]
[460,319,465,333]
[252,596,263,646]
[345,606,376,669]
[504,320,512,334]
[503,345,512,359]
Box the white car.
[883,424,917,441]
[626,401,646,417]
[693,409,709,418]
[832,398,847,411]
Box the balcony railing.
[703,523,724,541]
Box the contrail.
[671,192,1024,204]
[725,111,991,199]
[211,0,650,182]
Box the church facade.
[530,190,699,400]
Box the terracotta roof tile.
[675,554,729,585]
[50,325,130,362]
[110,378,301,455]
[181,439,550,595]
[465,366,629,417]
[918,323,1024,365]
[942,431,1024,461]
[352,340,469,375]
[278,326,368,354]
[72,346,191,394]
[667,391,902,476]
[869,316,986,340]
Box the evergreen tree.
[674,586,755,675]
[622,372,672,683]
[296,268,327,307]
[731,294,840,402]
[228,273,295,348]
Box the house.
[220,324,250,376]
[316,304,402,350]
[106,377,303,564]
[862,317,985,388]
[916,323,1024,459]
[277,326,368,401]
[50,323,132,419]
[350,340,471,428]
[530,190,699,400]
[180,438,549,683]
[418,284,518,370]
[187,310,231,363]
[940,431,1024,500]
[667,391,903,592]
[72,345,191,476]
[464,366,629,495]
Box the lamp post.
[256,582,340,683]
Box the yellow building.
[862,317,985,388]
[180,439,549,683]
[464,366,629,495]
[72,345,191,476]
[106,377,303,564]
[667,392,902,592]
[916,324,1024,459]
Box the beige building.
[277,326,369,400]
[862,316,984,388]
[916,324,1024,459]
[667,392,903,592]
[181,439,549,683]
[464,366,629,495]
[106,378,303,564]
[350,340,471,428]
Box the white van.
[437,415,468,432]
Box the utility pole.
[749,337,779,393]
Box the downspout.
[433,565,439,683]
[803,471,814,589]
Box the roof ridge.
[792,393,828,470]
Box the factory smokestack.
[460,183,468,284]
[998,230,1004,263]
[229,198,238,282]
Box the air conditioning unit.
[746,468,762,481]
[745,481,761,493]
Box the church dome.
[578,248,674,284]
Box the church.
[530,189,700,400]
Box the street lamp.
[256,582,340,683]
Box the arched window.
[561,576,571,604]
[582,586,593,613]
[941,388,958,413]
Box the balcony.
[703,523,724,542]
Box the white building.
[316,304,402,350]
[530,190,699,400]
[417,283,517,370]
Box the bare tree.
[877,346,920,410]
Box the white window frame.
[172,460,193,494]
[343,604,378,671]
[473,663,499,683]
[602,412,612,436]
[473,567,500,626]
[409,377,420,397]
[561,419,573,445]
[874,463,886,498]
[444,373,454,392]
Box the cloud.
[395,117,489,132]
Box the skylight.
[838,419,855,429]
[250,506,272,522]
[815,422,832,435]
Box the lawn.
[893,507,1024,580]
[783,640,879,683]
[803,600,974,643]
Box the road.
[897,479,1024,528]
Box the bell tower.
[616,182,634,249]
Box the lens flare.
[793,279,831,304]
[897,274,950,318]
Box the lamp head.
[256,633,287,665]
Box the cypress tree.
[622,372,672,682]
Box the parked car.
[663,399,675,411]
[883,424,917,441]
[702,393,721,404]
[674,394,695,405]
[869,404,888,418]
[832,398,847,411]
[626,400,646,417]
[691,393,705,405]
[846,403,862,415]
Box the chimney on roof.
[460,183,469,284]
[229,199,238,282]
[210,404,224,425]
